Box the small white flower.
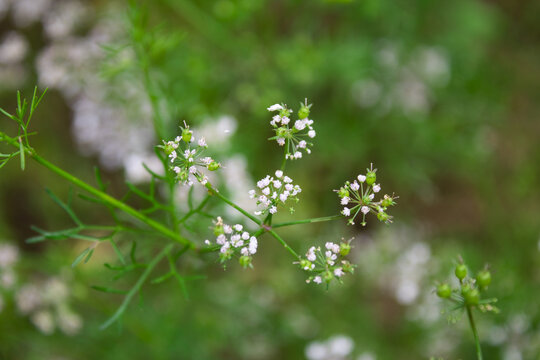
[241,232,250,240]
[334,268,344,277]
[216,234,227,245]
[298,140,307,149]
[275,170,283,178]
[269,206,277,214]
[273,180,282,188]
[373,184,381,193]
[361,206,370,214]
[248,190,256,199]
[341,197,349,205]
[234,224,243,231]
[277,137,285,146]
[197,137,207,147]
[283,176,293,183]
[294,151,302,159]
[204,240,211,245]
[342,207,351,216]
[308,129,316,138]
[262,187,271,195]
[267,104,283,111]
[357,174,366,183]
[189,166,197,174]
[294,120,306,130]
[281,117,290,125]
[313,276,322,284]
[173,166,181,174]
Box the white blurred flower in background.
[305,335,355,360]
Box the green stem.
[466,306,483,360]
[206,184,262,225]
[267,229,300,260]
[272,214,343,228]
[1,132,193,248]
[100,244,173,329]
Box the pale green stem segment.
[267,229,300,259]
[466,306,483,360]
[100,244,173,329]
[205,183,262,226]
[272,215,343,229]
[0,132,193,248]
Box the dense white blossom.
[249,171,302,216]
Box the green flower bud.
[476,270,492,289]
[436,283,452,298]
[239,255,252,268]
[366,171,376,186]
[463,287,480,305]
[182,128,192,143]
[298,104,310,119]
[299,259,312,270]
[338,187,349,198]
[340,242,351,256]
[455,264,468,280]
[362,195,372,205]
[207,161,221,171]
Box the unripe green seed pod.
[277,127,288,137]
[455,264,468,280]
[164,144,175,155]
[299,259,312,270]
[338,187,349,198]
[341,260,354,273]
[298,105,310,119]
[324,270,333,283]
[207,161,221,171]
[239,255,251,268]
[476,270,492,288]
[340,243,351,256]
[463,288,480,305]
[436,283,452,298]
[366,171,376,186]
[213,225,224,236]
[377,211,389,222]
[381,196,394,208]
[182,128,192,143]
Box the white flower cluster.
[248,170,302,216]
[336,164,397,226]
[205,217,258,268]
[15,277,82,335]
[0,243,19,292]
[297,240,355,285]
[267,100,316,160]
[162,122,221,186]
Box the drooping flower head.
[336,163,397,226]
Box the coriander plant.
[0,89,397,329]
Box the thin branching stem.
[272,215,343,228]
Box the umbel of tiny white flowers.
[267,99,316,160]
[296,239,356,286]
[159,121,221,186]
[204,217,258,268]
[335,163,397,226]
[249,170,302,216]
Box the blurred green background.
[0,0,539,359]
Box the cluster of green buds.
[159,122,221,186]
[336,164,397,226]
[296,239,356,286]
[267,99,316,160]
[435,259,498,312]
[204,217,258,269]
